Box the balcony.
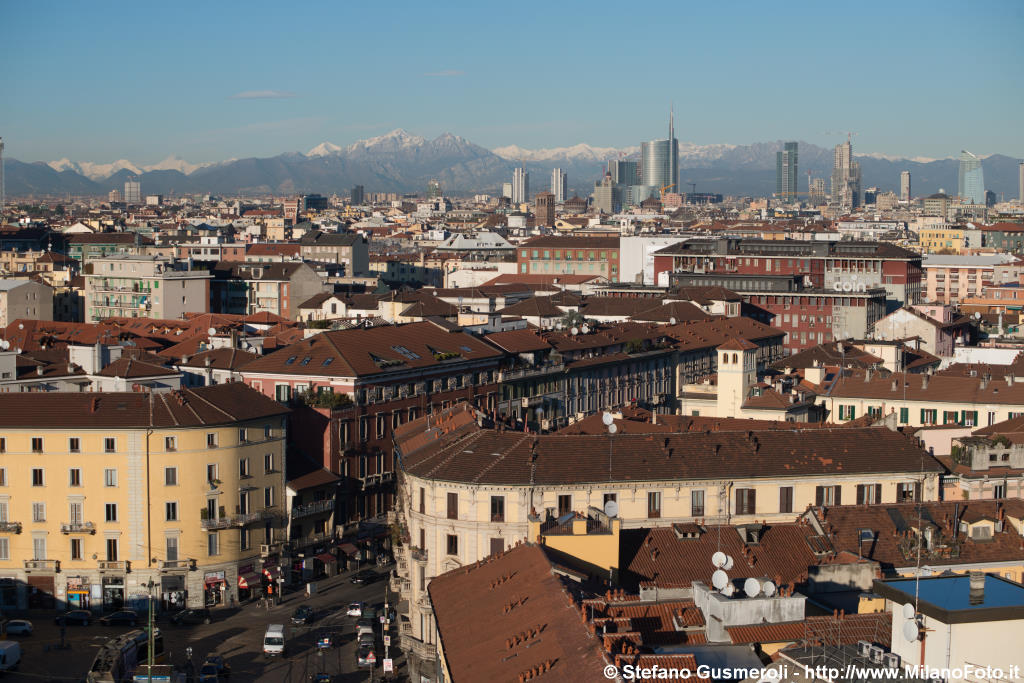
[499,362,565,382]
[98,560,129,572]
[410,546,428,563]
[260,542,284,557]
[159,559,191,571]
[0,521,22,534]
[291,499,334,520]
[360,472,395,490]
[24,559,59,572]
[60,521,96,535]
[201,508,272,529]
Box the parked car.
[316,630,333,650]
[0,641,20,672]
[346,602,365,618]
[198,654,230,681]
[55,610,91,626]
[291,606,314,625]
[350,569,377,585]
[356,641,376,667]
[357,632,375,648]
[171,608,211,625]
[98,610,138,626]
[3,621,32,636]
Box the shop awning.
[262,566,282,581]
[315,552,336,564]
[237,572,262,589]
[338,542,359,556]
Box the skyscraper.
[124,179,141,204]
[830,139,861,209]
[350,185,365,205]
[776,142,798,200]
[958,150,985,204]
[607,160,639,187]
[640,109,679,192]
[900,171,911,202]
[592,174,621,215]
[512,165,529,204]
[550,168,567,203]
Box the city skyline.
[3,0,1023,164]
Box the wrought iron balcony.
[159,559,191,571]
[410,546,428,562]
[0,521,22,534]
[291,499,334,520]
[60,521,96,534]
[24,559,59,571]
[98,560,129,572]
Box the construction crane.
[686,182,696,195]
[658,183,676,201]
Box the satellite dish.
[17,324,23,330]
[608,424,618,434]
[762,581,776,597]
[902,620,919,642]
[208,327,217,336]
[0,340,8,350]
[711,570,728,590]
[902,602,916,619]
[974,312,981,320]
[669,317,677,325]
[582,324,590,334]
[571,327,579,336]
[604,500,619,518]
[744,578,762,598]
[722,556,734,571]
[712,551,727,568]
[602,412,614,426]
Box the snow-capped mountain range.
[47,155,212,180]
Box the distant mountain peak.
[307,142,342,157]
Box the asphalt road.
[1,565,405,682]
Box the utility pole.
[147,580,155,683]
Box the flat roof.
[874,575,1024,623]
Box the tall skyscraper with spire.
[640,108,679,192]
[958,150,985,205]
[830,138,861,209]
[776,142,798,200]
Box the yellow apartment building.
[0,383,290,612]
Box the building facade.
[958,150,985,205]
[84,255,212,323]
[550,168,567,203]
[776,142,798,200]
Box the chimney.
[981,375,989,390]
[969,571,985,605]
[922,375,929,390]
[891,378,897,392]
[865,369,873,382]
[1008,375,1015,387]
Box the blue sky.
[3,0,1022,164]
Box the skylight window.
[300,357,312,366]
[322,358,334,367]
[285,355,297,365]
[391,345,421,360]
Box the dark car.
[356,641,376,667]
[170,608,212,625]
[55,610,92,626]
[198,654,230,681]
[350,569,377,585]
[98,610,139,626]
[290,606,314,625]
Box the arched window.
[722,354,729,365]
[732,353,739,364]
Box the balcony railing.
[98,560,128,572]
[60,521,96,534]
[159,559,191,571]
[201,509,272,529]
[410,546,428,562]
[498,363,565,382]
[24,559,59,571]
[291,499,334,519]
[0,521,22,533]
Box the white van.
[0,641,20,671]
[263,624,286,657]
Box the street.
[2,566,405,682]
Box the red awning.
[316,552,336,564]
[338,542,359,556]
[263,566,282,581]
[237,572,262,589]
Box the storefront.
[161,574,187,612]
[237,564,261,602]
[65,577,91,610]
[203,571,226,607]
[315,552,337,578]
[0,577,20,610]
[262,565,283,599]
[102,576,125,610]
[28,575,56,610]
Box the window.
[207,464,218,482]
[734,488,756,515]
[779,486,793,514]
[0,438,5,453]
[165,436,177,451]
[206,433,218,448]
[264,424,272,439]
[239,527,250,551]
[839,405,856,421]
[816,485,841,506]
[264,453,275,473]
[238,428,247,444]
[921,409,937,425]
[32,502,45,522]
[104,438,116,453]
[69,438,81,453]
[447,492,458,520]
[105,503,118,522]
[857,484,882,505]
[647,491,662,518]
[490,496,505,523]
[164,467,177,486]
[446,534,458,556]
[166,536,179,562]
[264,487,274,507]
[0,537,7,560]
[32,468,44,486]
[0,469,4,486]
[603,493,617,508]
[104,469,117,487]
[899,407,909,424]
[994,484,1006,498]
[70,538,83,561]
[239,458,250,478]
[33,536,46,560]
[208,533,219,556]
[31,437,43,453]
[691,490,705,517]
[166,501,178,521]
[558,495,572,517]
[897,482,920,503]
[69,468,82,487]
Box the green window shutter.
[900,407,908,423]
[920,409,926,423]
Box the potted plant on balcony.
[209,478,222,490]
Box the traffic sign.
[384,635,391,647]
[379,615,385,623]
[383,658,394,673]
[367,652,377,663]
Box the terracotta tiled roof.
[0,382,287,428]
[718,337,759,352]
[96,357,176,378]
[829,370,1024,406]
[428,543,611,683]
[483,328,552,354]
[727,613,890,648]
[177,348,259,371]
[521,235,619,249]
